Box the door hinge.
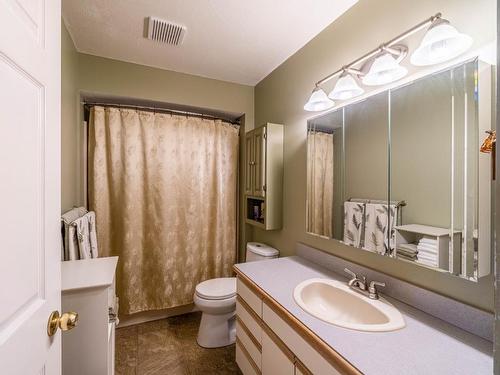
[263,184,267,192]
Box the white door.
[0,0,62,374]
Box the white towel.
[418,247,438,257]
[61,207,88,260]
[418,252,437,262]
[363,203,398,255]
[419,237,438,246]
[71,212,99,259]
[343,202,365,248]
[417,244,438,253]
[398,243,418,253]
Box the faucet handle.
[344,268,366,285]
[368,280,386,299]
[370,280,386,288]
[344,268,357,280]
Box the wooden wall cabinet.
[245,123,283,230]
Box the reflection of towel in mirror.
[398,243,418,253]
[397,244,418,259]
[417,244,438,254]
[343,202,365,248]
[419,238,438,246]
[397,251,417,261]
[70,212,99,259]
[363,204,398,255]
[61,206,88,260]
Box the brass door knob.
[47,310,79,337]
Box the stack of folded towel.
[416,237,438,267]
[396,243,418,261]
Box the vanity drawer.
[237,277,262,317]
[262,302,341,375]
[236,319,262,370]
[236,296,262,344]
[236,339,261,375]
[261,325,295,375]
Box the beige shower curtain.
[306,131,334,237]
[88,106,239,314]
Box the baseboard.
[118,303,198,327]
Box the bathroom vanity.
[61,257,118,375]
[235,270,353,375]
[234,247,492,375]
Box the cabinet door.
[262,329,294,375]
[245,132,254,195]
[253,126,266,197]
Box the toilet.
[194,242,279,348]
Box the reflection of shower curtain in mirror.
[88,106,239,314]
[307,131,334,237]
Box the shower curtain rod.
[83,101,241,125]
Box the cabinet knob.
[47,310,79,336]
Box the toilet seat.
[195,277,236,300]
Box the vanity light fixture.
[304,86,334,112]
[328,71,364,100]
[411,18,473,66]
[362,49,408,86]
[304,13,474,112]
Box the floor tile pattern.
[116,312,241,375]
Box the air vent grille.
[147,17,186,46]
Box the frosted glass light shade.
[304,87,334,112]
[411,20,473,66]
[328,74,364,100]
[362,53,408,86]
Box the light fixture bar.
[315,13,442,87]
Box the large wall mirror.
[306,58,495,281]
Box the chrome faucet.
[344,268,385,300]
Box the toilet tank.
[246,242,279,262]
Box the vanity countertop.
[234,256,492,375]
[62,256,118,292]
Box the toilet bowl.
[194,242,279,348]
[194,277,237,348]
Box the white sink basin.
[293,278,405,332]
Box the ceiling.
[62,0,358,86]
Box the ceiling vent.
[146,17,186,46]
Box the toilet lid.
[195,277,237,300]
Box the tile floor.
[115,312,242,375]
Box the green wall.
[61,23,79,212]
[252,0,496,312]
